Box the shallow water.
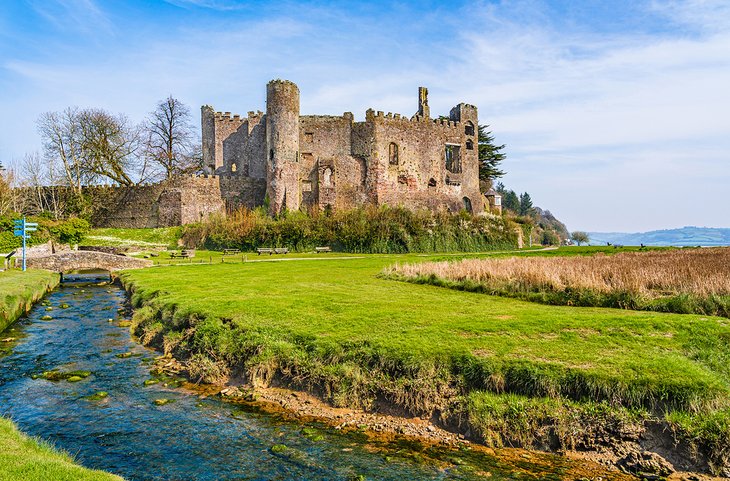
[0,275,571,481]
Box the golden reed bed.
[387,248,730,313]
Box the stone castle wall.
[202,80,485,216]
[16,176,234,228]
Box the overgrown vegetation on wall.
[181,206,517,253]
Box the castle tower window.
[389,142,399,165]
[231,163,237,173]
[428,178,437,187]
[445,144,461,174]
[465,121,475,136]
[305,132,314,142]
[466,139,474,150]
[463,197,473,213]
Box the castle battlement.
[202,80,483,217]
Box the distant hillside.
[588,227,730,247]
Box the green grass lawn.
[120,250,730,409]
[119,247,730,472]
[0,418,122,481]
[0,269,60,333]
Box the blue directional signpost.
[13,217,38,271]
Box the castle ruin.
[202,79,484,215]
[18,80,487,229]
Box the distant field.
[387,247,730,316]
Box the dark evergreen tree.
[502,190,520,212]
[518,192,533,216]
[478,125,506,181]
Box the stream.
[0,274,573,481]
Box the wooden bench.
[257,248,274,255]
[315,246,332,253]
[274,248,289,255]
[170,249,195,258]
[222,248,240,256]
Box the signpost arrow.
[12,217,33,271]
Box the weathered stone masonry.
[18,80,484,228]
[203,79,484,216]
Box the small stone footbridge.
[26,251,152,276]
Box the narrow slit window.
[389,142,399,165]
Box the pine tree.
[502,190,520,212]
[478,125,506,181]
[518,192,533,216]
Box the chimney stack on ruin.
[417,87,430,118]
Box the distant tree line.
[494,182,569,246]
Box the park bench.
[274,248,289,254]
[222,248,240,256]
[170,249,195,258]
[315,246,332,253]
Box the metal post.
[22,217,27,271]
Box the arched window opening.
[428,178,437,187]
[231,163,237,173]
[466,139,474,150]
[389,142,399,165]
[463,196,473,213]
[465,121,475,136]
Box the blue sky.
[1,0,728,232]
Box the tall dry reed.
[387,248,730,315]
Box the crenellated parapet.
[200,79,484,216]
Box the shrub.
[47,217,90,245]
[181,206,517,254]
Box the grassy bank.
[385,248,730,317]
[119,250,730,473]
[0,269,60,333]
[0,418,122,481]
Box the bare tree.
[144,96,200,178]
[0,164,18,216]
[38,107,148,188]
[78,108,142,186]
[37,107,86,194]
[20,152,50,214]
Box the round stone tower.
[265,79,300,215]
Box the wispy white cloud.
[1,0,728,231]
[26,0,113,36]
[650,0,730,32]
[162,0,247,11]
